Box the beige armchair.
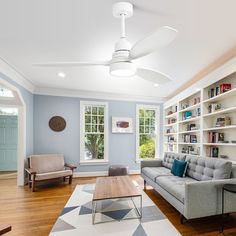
[25,154,76,192]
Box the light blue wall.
[33,95,163,173]
[0,73,34,156]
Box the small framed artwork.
[112,117,133,133]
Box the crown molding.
[34,86,166,103]
[0,57,35,93]
[164,55,236,108]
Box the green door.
[0,115,18,171]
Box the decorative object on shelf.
[196,107,201,116]
[168,118,176,124]
[168,136,175,142]
[167,110,173,116]
[183,111,192,120]
[193,97,200,105]
[186,123,197,131]
[220,155,228,159]
[231,140,236,144]
[49,116,66,132]
[208,103,222,113]
[220,83,231,93]
[181,103,189,110]
[215,116,231,127]
[112,117,133,133]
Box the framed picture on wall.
[112,117,133,133]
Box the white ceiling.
[0,0,236,100]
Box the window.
[136,105,159,161]
[0,86,14,97]
[80,101,108,163]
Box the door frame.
[0,78,26,186]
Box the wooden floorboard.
[0,176,235,236]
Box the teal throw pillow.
[171,159,188,177]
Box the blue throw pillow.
[171,159,188,177]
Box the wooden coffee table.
[92,176,142,224]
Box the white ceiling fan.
[34,2,178,85]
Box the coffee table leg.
[131,196,142,219]
[92,200,97,225]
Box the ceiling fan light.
[110,62,136,77]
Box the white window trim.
[136,104,160,163]
[80,100,109,165]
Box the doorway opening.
[0,80,26,186]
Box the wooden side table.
[0,224,12,235]
[220,184,236,233]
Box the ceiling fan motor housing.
[112,2,133,18]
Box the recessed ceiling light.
[58,72,66,78]
[154,83,159,87]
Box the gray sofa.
[141,152,236,221]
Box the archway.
[0,78,26,186]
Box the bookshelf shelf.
[165,112,178,119]
[179,130,200,134]
[164,122,178,127]
[203,125,236,131]
[203,143,236,146]
[179,103,201,113]
[203,107,236,118]
[178,116,200,124]
[164,133,177,136]
[178,142,200,145]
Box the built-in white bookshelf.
[164,70,236,163]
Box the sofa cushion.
[30,154,65,174]
[35,169,72,181]
[186,155,232,181]
[155,175,197,203]
[171,159,188,177]
[162,152,186,169]
[142,167,172,181]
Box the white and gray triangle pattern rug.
[49,182,181,236]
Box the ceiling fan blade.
[130,26,178,60]
[136,68,171,84]
[33,61,110,67]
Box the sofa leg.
[69,176,72,184]
[144,180,146,190]
[180,214,186,224]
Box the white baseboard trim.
[73,169,140,177]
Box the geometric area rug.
[49,182,181,236]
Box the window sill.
[79,160,109,166]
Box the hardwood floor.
[0,176,235,236]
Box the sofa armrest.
[25,168,36,175]
[65,163,77,171]
[141,159,163,169]
[184,178,236,219]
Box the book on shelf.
[208,83,232,99]
[206,146,219,158]
[208,132,224,143]
[183,134,197,143]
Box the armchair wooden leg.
[69,176,72,184]
[32,176,36,192]
[144,180,147,190]
[28,175,32,188]
[63,177,66,182]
